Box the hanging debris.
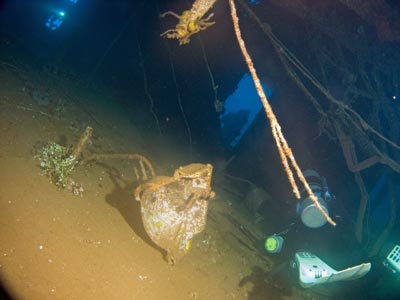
[135,163,215,264]
[160,0,217,45]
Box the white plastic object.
[386,245,400,273]
[294,251,371,288]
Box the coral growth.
[35,142,77,188]
[160,0,217,45]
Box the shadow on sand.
[239,265,292,300]
[95,162,167,259]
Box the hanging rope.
[236,0,400,153]
[228,0,336,226]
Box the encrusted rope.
[228,0,336,226]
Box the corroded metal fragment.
[135,163,215,264]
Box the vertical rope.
[135,28,162,135]
[166,46,193,155]
[197,35,221,111]
[156,2,193,156]
[228,0,336,226]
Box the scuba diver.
[45,0,78,31]
[262,170,373,298]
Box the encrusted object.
[160,0,217,45]
[135,163,215,264]
[35,142,78,188]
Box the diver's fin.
[325,262,371,284]
[294,251,371,288]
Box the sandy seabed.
[0,59,286,300]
